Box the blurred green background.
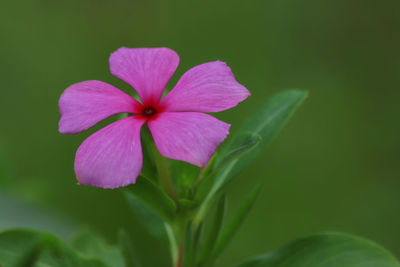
[1,0,399,266]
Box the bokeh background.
[1,0,399,266]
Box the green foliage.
[182,222,193,266]
[214,89,308,190]
[237,233,400,267]
[70,230,125,267]
[189,223,203,267]
[0,89,345,267]
[3,88,398,267]
[195,90,307,224]
[198,194,227,266]
[195,132,260,203]
[0,193,77,239]
[126,175,177,222]
[123,191,168,239]
[0,229,108,267]
[188,90,307,266]
[125,176,177,266]
[215,133,262,171]
[210,186,261,265]
[118,230,144,267]
[170,160,200,199]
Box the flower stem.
[165,223,179,266]
[176,245,183,267]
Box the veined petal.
[74,116,146,189]
[59,80,141,134]
[148,112,230,167]
[109,47,179,105]
[161,61,250,112]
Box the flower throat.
[142,107,157,117]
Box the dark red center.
[138,99,165,120]
[142,107,157,117]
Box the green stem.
[165,223,179,267]
[173,213,193,267]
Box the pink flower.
[59,48,249,189]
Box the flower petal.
[109,47,179,105]
[161,61,250,112]
[59,80,141,134]
[74,116,146,189]
[148,112,230,167]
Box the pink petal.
[109,47,179,105]
[74,116,146,189]
[148,112,230,167]
[59,80,141,134]
[161,61,250,113]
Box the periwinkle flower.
[59,48,249,188]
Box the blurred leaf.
[118,230,143,267]
[123,190,168,239]
[198,194,227,266]
[216,89,308,189]
[0,193,77,240]
[236,233,400,267]
[126,175,177,222]
[0,228,107,267]
[210,186,261,264]
[70,230,124,267]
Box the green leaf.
[118,230,143,267]
[198,194,227,266]
[189,223,203,267]
[236,233,400,267]
[195,133,261,202]
[170,160,200,199]
[70,230,124,267]
[216,89,308,189]
[195,90,307,223]
[123,191,168,239]
[194,134,260,225]
[124,185,175,267]
[0,228,108,267]
[0,193,77,239]
[125,175,177,222]
[210,186,262,264]
[215,133,262,170]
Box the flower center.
[142,107,157,117]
